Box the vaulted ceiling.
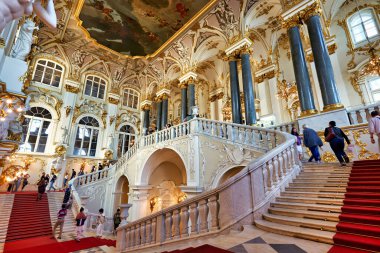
[78,0,211,57]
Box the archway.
[113,175,130,213]
[217,166,245,186]
[140,148,187,215]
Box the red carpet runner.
[163,244,232,253]
[4,236,116,253]
[6,192,51,241]
[328,160,380,253]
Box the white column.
[210,100,216,120]
[217,98,223,121]
[129,186,151,221]
[308,61,324,111]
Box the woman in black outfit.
[324,121,350,166]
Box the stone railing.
[115,126,299,252]
[347,102,380,125]
[268,121,298,133]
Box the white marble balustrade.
[347,102,380,125]
[115,126,299,252]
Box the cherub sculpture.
[0,0,57,32]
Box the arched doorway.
[113,175,129,212]
[140,148,187,215]
[217,166,245,186]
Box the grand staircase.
[0,194,14,252]
[256,160,380,253]
[47,192,75,235]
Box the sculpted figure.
[0,0,57,32]
[11,19,38,60]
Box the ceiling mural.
[79,0,211,57]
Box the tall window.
[123,88,139,109]
[32,60,63,87]
[84,76,106,99]
[117,125,137,157]
[368,77,380,102]
[20,107,52,153]
[348,8,379,47]
[73,117,100,157]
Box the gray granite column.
[161,97,168,128]
[241,52,256,125]
[288,25,317,115]
[188,83,195,114]
[305,14,342,110]
[181,85,187,122]
[143,109,150,135]
[229,60,243,124]
[156,100,162,131]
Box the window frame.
[117,124,137,158]
[122,88,140,110]
[19,107,52,154]
[347,8,380,48]
[83,75,107,100]
[32,59,64,89]
[367,76,380,103]
[73,116,100,157]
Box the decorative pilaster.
[283,16,318,116]
[302,3,343,111]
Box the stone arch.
[212,165,247,188]
[139,148,187,186]
[113,175,130,213]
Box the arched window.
[348,8,379,47]
[32,60,63,87]
[123,88,139,109]
[368,76,380,102]
[73,116,100,157]
[84,76,106,99]
[20,107,52,153]
[117,125,137,157]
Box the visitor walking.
[14,176,22,192]
[63,173,69,187]
[48,173,57,191]
[21,174,30,190]
[96,208,105,238]
[324,121,351,166]
[369,110,380,152]
[98,163,103,180]
[37,179,48,201]
[75,207,87,241]
[70,169,76,180]
[52,204,67,239]
[302,124,323,163]
[290,127,303,160]
[113,208,121,234]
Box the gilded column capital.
[209,95,217,102]
[178,82,188,89]
[239,45,253,56]
[282,15,302,30]
[300,1,322,21]
[141,104,151,111]
[216,92,224,100]
[108,97,119,105]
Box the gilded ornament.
[300,2,322,22]
[104,150,113,160]
[65,84,80,93]
[209,95,217,102]
[65,106,72,117]
[328,43,337,55]
[108,97,119,105]
[349,74,364,103]
[54,145,67,157]
[322,103,344,112]
[109,116,116,125]
[282,15,301,30]
[141,104,151,111]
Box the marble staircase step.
[254,220,335,244]
[289,182,348,187]
[293,178,349,183]
[281,191,345,199]
[268,207,340,222]
[271,202,342,213]
[286,186,347,192]
[262,213,338,232]
[276,196,344,205]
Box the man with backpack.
[48,172,57,191]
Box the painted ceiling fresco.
[79,0,210,57]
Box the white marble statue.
[11,19,38,60]
[0,0,57,32]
